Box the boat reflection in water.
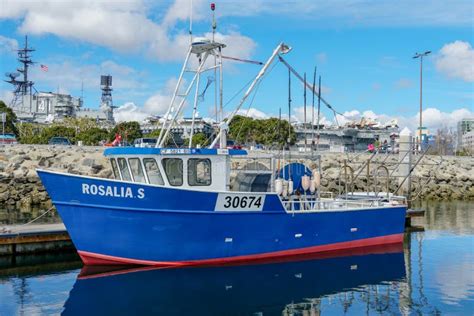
[62,244,405,315]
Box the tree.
[228,115,296,147]
[61,117,101,132]
[76,127,109,145]
[17,123,76,144]
[0,100,19,136]
[17,123,45,144]
[191,133,209,147]
[109,121,142,144]
[42,125,76,143]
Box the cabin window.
[117,158,132,181]
[188,158,212,186]
[162,158,183,186]
[143,158,164,185]
[128,158,146,183]
[110,158,119,179]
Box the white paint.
[295,233,303,238]
[351,265,358,270]
[350,227,358,232]
[225,237,233,243]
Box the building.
[293,123,399,153]
[4,36,115,125]
[171,117,214,145]
[76,108,108,122]
[457,118,474,149]
[17,92,82,123]
[140,116,215,146]
[461,130,474,154]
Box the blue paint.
[104,147,248,156]
[277,162,313,193]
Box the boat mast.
[157,3,225,148]
[209,42,292,149]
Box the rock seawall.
[0,145,111,209]
[0,145,473,210]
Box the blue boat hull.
[37,169,407,266]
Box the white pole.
[218,47,226,149]
[157,46,192,147]
[188,70,201,148]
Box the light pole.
[413,51,431,151]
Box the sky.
[0,0,473,132]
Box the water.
[0,201,473,315]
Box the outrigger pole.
[210,42,292,149]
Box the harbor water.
[0,200,473,315]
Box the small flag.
[40,64,48,72]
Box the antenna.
[211,3,216,42]
[189,0,193,44]
[81,80,84,101]
[100,75,116,124]
[5,35,35,115]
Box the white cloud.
[415,107,474,130]
[30,59,147,101]
[0,35,18,55]
[0,0,256,63]
[292,106,333,126]
[213,1,473,27]
[237,107,268,119]
[114,102,149,123]
[435,41,474,82]
[144,77,185,115]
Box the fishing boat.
[37,6,406,267]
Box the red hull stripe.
[78,233,404,267]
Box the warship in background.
[4,36,115,125]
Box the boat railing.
[280,196,404,213]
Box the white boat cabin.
[104,147,248,191]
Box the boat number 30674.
[215,194,265,211]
